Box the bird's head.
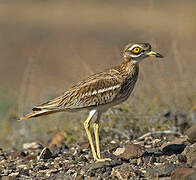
[123,43,163,64]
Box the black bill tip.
[155,53,164,58]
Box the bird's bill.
[146,50,164,58]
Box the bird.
[19,42,163,162]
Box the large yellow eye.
[132,47,141,54]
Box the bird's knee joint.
[84,121,90,129]
[93,123,99,130]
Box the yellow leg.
[93,113,111,162]
[84,110,98,160]
[93,122,101,158]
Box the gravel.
[0,125,196,179]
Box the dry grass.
[0,0,195,149]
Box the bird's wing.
[34,69,123,111]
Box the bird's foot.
[95,157,111,162]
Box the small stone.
[0,154,6,161]
[171,167,196,180]
[177,154,187,163]
[75,174,84,180]
[113,144,145,160]
[144,137,153,145]
[17,164,27,169]
[185,124,196,143]
[161,138,186,155]
[83,159,122,172]
[54,173,70,179]
[111,164,134,179]
[149,156,156,164]
[9,172,19,177]
[53,144,68,157]
[24,154,37,161]
[23,142,43,150]
[77,155,88,163]
[170,154,179,164]
[143,155,157,165]
[20,151,27,157]
[146,164,179,178]
[107,142,119,153]
[182,143,196,168]
[186,172,196,180]
[19,168,29,176]
[164,111,171,119]
[129,159,137,164]
[113,147,125,156]
[49,133,65,148]
[146,148,163,156]
[137,157,142,165]
[83,162,108,172]
[2,177,10,180]
[39,169,58,174]
[80,142,89,150]
[38,147,53,160]
[9,152,21,159]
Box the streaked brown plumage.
[19,42,163,162]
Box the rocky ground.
[0,124,196,180]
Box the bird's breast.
[116,66,139,100]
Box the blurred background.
[0,0,196,149]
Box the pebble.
[146,148,163,156]
[111,164,134,179]
[185,172,196,180]
[113,144,145,160]
[9,172,19,177]
[185,124,196,143]
[38,147,53,160]
[146,164,178,178]
[83,159,122,172]
[182,143,196,168]
[49,133,65,148]
[177,154,187,163]
[23,142,43,150]
[160,138,187,155]
[171,167,196,180]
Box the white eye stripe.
[128,44,143,51]
[123,53,141,58]
[129,54,141,58]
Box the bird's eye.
[132,47,141,54]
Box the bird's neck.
[119,57,139,77]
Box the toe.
[96,158,111,162]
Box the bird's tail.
[18,109,60,121]
[18,94,65,121]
